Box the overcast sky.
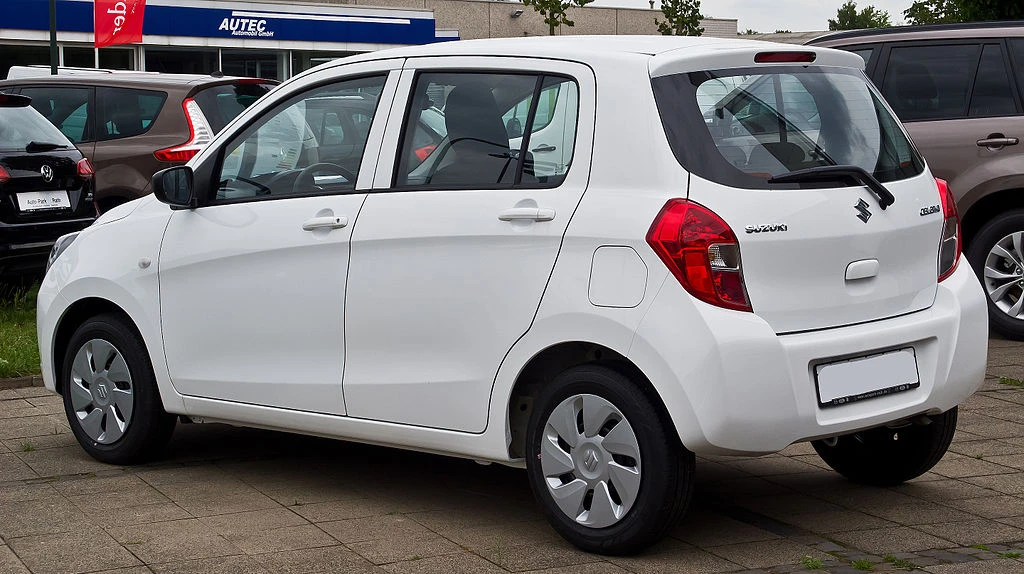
[589,0,915,33]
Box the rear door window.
[968,44,1018,118]
[17,86,92,143]
[192,82,274,133]
[96,87,167,141]
[881,43,981,121]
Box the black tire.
[62,313,176,464]
[966,209,1024,340]
[525,364,695,555]
[812,407,957,486]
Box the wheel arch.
[505,341,677,459]
[960,187,1024,247]
[51,297,139,396]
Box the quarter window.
[96,87,167,141]
[18,86,91,143]
[396,72,578,189]
[881,44,980,121]
[968,44,1017,118]
[215,75,386,202]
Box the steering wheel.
[292,163,357,194]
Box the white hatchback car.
[38,36,988,554]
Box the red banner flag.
[94,0,146,48]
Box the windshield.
[0,105,73,151]
[652,66,924,189]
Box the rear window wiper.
[768,165,896,210]
[26,141,70,153]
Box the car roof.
[316,35,864,77]
[0,72,276,90]
[808,20,1024,46]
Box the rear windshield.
[193,82,274,133]
[0,104,73,151]
[653,66,924,189]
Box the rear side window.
[652,66,924,189]
[0,105,73,151]
[96,87,167,141]
[968,44,1017,118]
[396,72,578,189]
[881,44,980,121]
[1011,39,1024,100]
[192,82,274,133]
[17,86,91,143]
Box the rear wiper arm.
[25,141,70,153]
[768,165,896,210]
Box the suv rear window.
[0,104,73,151]
[97,87,167,141]
[192,82,274,133]
[652,66,924,189]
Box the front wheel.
[525,365,695,555]
[62,313,176,464]
[812,407,957,486]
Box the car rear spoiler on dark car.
[0,93,31,107]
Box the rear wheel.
[812,408,957,486]
[525,365,694,555]
[62,314,176,464]
[967,210,1024,340]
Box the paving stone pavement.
[1,337,1023,573]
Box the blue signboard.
[1,0,449,45]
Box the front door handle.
[302,215,348,231]
[977,135,1019,149]
[532,144,557,153]
[498,207,555,222]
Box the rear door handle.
[498,207,555,222]
[977,136,1019,148]
[532,144,557,153]
[302,215,348,231]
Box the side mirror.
[152,166,197,209]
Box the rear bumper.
[0,217,94,275]
[631,258,988,455]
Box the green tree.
[904,0,1024,24]
[828,1,892,30]
[741,28,759,35]
[521,0,596,35]
[656,0,704,36]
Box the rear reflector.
[0,166,9,184]
[76,158,94,180]
[154,97,214,163]
[647,199,752,312]
[936,178,961,282]
[754,51,817,64]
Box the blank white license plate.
[17,190,70,211]
[815,348,919,408]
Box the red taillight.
[647,199,752,312]
[754,51,817,64]
[0,166,9,184]
[414,145,437,162]
[76,158,94,180]
[936,178,961,282]
[154,97,213,163]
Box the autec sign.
[218,17,275,38]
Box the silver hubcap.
[69,339,134,444]
[540,394,642,528]
[984,232,1024,319]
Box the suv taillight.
[154,98,214,163]
[76,158,94,180]
[0,166,9,184]
[936,178,961,282]
[647,199,752,312]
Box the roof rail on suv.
[811,19,1024,43]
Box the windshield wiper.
[25,141,69,153]
[768,165,896,210]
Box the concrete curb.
[0,376,44,390]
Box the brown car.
[809,22,1024,339]
[0,70,275,213]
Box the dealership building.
[0,0,737,79]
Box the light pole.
[49,0,58,74]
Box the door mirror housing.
[153,166,197,209]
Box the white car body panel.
[36,36,987,469]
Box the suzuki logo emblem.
[582,450,599,472]
[40,165,54,183]
[96,383,108,400]
[855,199,872,223]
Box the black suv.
[0,93,95,278]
